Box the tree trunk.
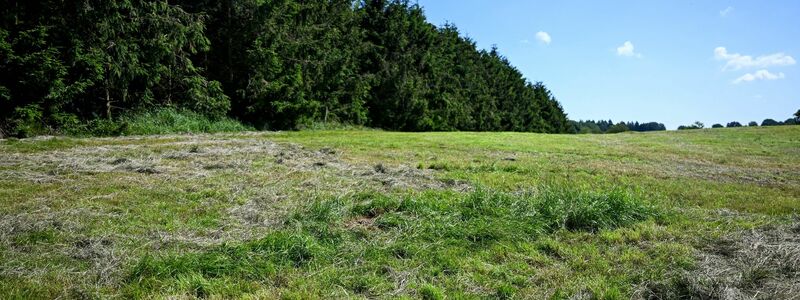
[106,86,112,120]
[226,0,234,82]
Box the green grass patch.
[124,187,660,298]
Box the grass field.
[1,127,799,299]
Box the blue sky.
[416,0,800,129]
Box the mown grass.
[0,126,798,298]
[267,127,800,215]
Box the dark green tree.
[606,122,630,133]
[678,122,704,130]
[1,0,228,136]
[1,0,572,136]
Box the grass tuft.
[130,231,327,284]
[419,284,445,300]
[537,188,659,232]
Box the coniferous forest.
[0,0,572,137]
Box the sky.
[416,0,800,129]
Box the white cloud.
[720,6,734,17]
[732,69,785,84]
[714,47,796,71]
[616,41,641,57]
[535,31,551,45]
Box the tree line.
[682,110,800,130]
[0,0,570,137]
[569,120,666,134]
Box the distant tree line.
[759,117,798,127]
[0,0,571,137]
[569,120,666,134]
[681,109,800,130]
[678,122,705,130]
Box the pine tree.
[1,0,572,135]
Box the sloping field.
[1,127,798,299]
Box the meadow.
[1,126,798,299]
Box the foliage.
[678,121,704,130]
[726,122,742,128]
[121,109,251,136]
[626,121,668,132]
[606,122,630,133]
[570,119,665,134]
[296,121,379,132]
[0,1,229,137]
[52,108,249,136]
[749,109,800,127]
[0,0,571,136]
[571,120,602,134]
[711,124,723,128]
[761,119,781,127]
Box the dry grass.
[637,221,800,299]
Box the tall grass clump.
[126,187,659,297]
[57,108,251,137]
[295,120,380,131]
[536,188,658,232]
[122,108,251,135]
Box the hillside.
[1,126,799,298]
